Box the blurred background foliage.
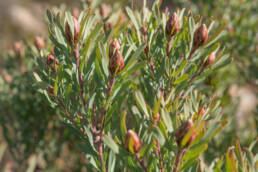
[0,0,257,171]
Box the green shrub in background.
[29,0,256,171]
[0,39,85,171]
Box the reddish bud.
[65,22,73,45]
[65,17,81,45]
[100,4,111,19]
[165,12,180,39]
[34,36,46,50]
[13,41,23,55]
[142,25,147,35]
[47,54,59,71]
[175,120,197,147]
[208,52,216,64]
[109,39,121,59]
[198,108,205,116]
[49,86,54,95]
[109,50,124,76]
[3,72,13,83]
[193,24,208,48]
[144,45,149,55]
[124,130,142,153]
[108,39,124,75]
[153,113,160,123]
[72,7,80,19]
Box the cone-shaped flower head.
[193,24,208,48]
[175,120,197,148]
[165,12,180,39]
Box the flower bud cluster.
[165,12,180,39]
[108,39,124,76]
[193,24,208,48]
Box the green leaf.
[78,10,90,41]
[46,9,52,23]
[65,12,74,38]
[212,54,231,70]
[201,121,220,143]
[135,90,149,118]
[174,60,188,77]
[103,135,119,154]
[174,74,189,85]
[120,110,127,137]
[226,147,238,172]
[54,75,58,95]
[81,23,103,70]
[183,144,208,161]
[107,151,116,172]
[214,156,224,172]
[243,148,254,167]
[235,139,244,170]
[33,72,42,82]
[99,42,109,77]
[121,44,145,74]
[125,7,141,42]
[152,126,165,145]
[160,108,173,132]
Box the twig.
[166,39,172,58]
[188,48,196,60]
[173,148,186,172]
[155,140,164,172]
[136,153,148,172]
[74,44,87,111]
[188,60,206,84]
[97,76,115,172]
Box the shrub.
[1,0,257,171]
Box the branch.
[173,148,186,172]
[74,44,87,110]
[156,140,164,172]
[136,153,148,172]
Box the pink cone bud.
[175,120,197,147]
[108,39,124,75]
[193,24,208,48]
[100,4,111,19]
[65,22,73,45]
[198,108,205,116]
[109,39,121,58]
[153,113,160,123]
[72,7,80,19]
[47,54,59,71]
[208,52,216,64]
[108,50,124,76]
[124,130,142,153]
[49,86,54,95]
[165,12,180,39]
[65,17,81,45]
[13,41,23,55]
[142,25,147,35]
[34,36,46,50]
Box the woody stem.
[173,148,186,172]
